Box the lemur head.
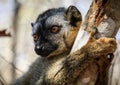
[31,6,82,57]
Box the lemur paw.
[85,37,117,57]
[96,37,117,54]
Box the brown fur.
[11,6,117,85]
[36,37,117,85]
[65,27,80,48]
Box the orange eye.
[33,35,38,41]
[50,26,60,33]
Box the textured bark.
[71,0,120,85]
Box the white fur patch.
[82,77,90,83]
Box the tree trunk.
[71,0,120,85]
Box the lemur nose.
[36,45,45,50]
[36,45,40,49]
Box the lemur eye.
[33,35,38,41]
[50,25,60,33]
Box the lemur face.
[31,6,82,57]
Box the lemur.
[11,6,117,85]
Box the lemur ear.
[66,6,82,27]
[31,22,34,27]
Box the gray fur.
[10,6,117,85]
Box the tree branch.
[0,29,11,37]
[71,0,120,85]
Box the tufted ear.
[66,6,82,27]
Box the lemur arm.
[47,37,116,85]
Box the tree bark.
[71,0,120,85]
